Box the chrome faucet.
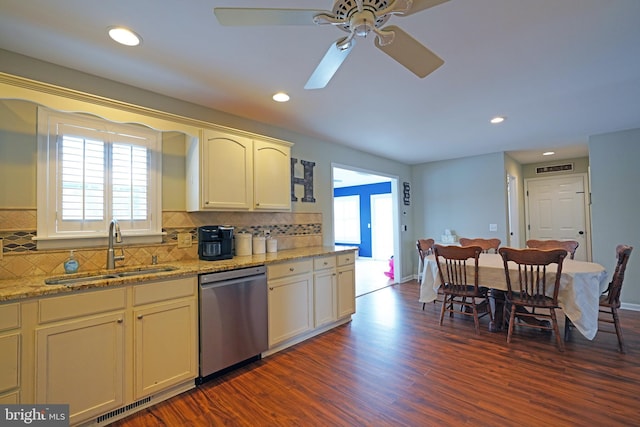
[107,218,125,269]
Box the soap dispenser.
[64,250,79,274]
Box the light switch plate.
[177,232,192,248]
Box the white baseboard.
[621,302,640,311]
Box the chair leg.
[502,302,510,331]
[472,298,480,335]
[507,304,517,344]
[439,295,448,326]
[611,307,626,353]
[550,309,564,352]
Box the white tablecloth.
[419,253,608,340]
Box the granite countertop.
[0,246,357,303]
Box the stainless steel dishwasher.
[197,265,268,382]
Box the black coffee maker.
[198,225,234,260]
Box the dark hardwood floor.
[112,281,640,426]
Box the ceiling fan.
[214,0,449,89]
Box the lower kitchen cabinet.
[133,293,197,399]
[313,255,337,328]
[267,259,313,348]
[337,251,357,319]
[0,302,21,404]
[266,252,356,354]
[32,277,197,426]
[36,311,126,423]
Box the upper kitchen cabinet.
[186,127,292,212]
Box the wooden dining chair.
[433,244,492,335]
[596,244,633,353]
[526,239,579,259]
[499,247,567,351]
[459,237,501,254]
[416,238,435,281]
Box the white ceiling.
[1,0,639,165]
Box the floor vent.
[96,396,152,424]
[536,163,574,174]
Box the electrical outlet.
[177,232,192,248]
[489,224,498,232]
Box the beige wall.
[0,100,37,208]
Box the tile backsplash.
[0,209,322,280]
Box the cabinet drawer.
[39,288,127,324]
[314,256,336,271]
[268,259,313,280]
[337,252,356,266]
[133,276,197,306]
[0,303,20,332]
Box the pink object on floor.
[384,256,394,279]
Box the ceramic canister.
[252,236,266,254]
[235,233,252,256]
[266,238,277,253]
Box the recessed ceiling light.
[272,92,290,102]
[490,116,506,124]
[543,151,555,156]
[108,27,142,46]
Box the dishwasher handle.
[200,273,266,290]
[199,265,266,285]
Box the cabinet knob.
[269,287,274,291]
[289,267,295,272]
[117,319,123,323]
[137,315,143,319]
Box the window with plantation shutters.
[37,108,162,249]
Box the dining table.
[419,252,609,340]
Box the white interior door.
[371,193,393,261]
[525,174,590,261]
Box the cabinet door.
[268,274,313,347]
[0,333,20,396]
[253,139,291,211]
[201,129,253,210]
[134,299,197,399]
[314,269,337,328]
[337,265,356,318]
[36,312,125,424]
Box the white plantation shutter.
[112,142,149,227]
[37,108,161,248]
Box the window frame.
[36,107,163,250]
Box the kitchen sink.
[115,266,179,277]
[45,265,179,286]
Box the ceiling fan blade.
[374,25,443,78]
[304,40,354,90]
[214,8,326,26]
[401,0,450,16]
